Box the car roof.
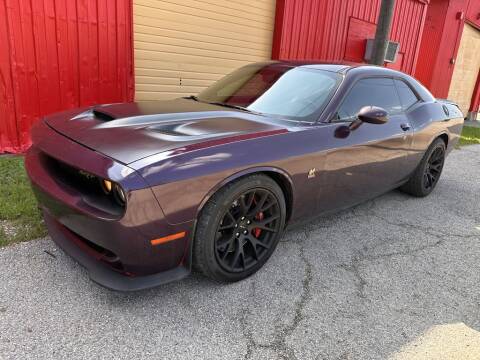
[260,60,435,103]
[241,61,434,106]
[262,60,405,76]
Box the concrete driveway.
[1,146,479,360]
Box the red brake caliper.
[253,211,264,238]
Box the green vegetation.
[459,126,480,146]
[0,156,46,247]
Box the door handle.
[400,123,411,131]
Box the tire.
[193,174,286,282]
[400,138,446,197]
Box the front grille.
[42,154,101,195]
[39,152,125,217]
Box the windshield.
[197,63,341,122]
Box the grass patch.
[459,126,480,146]
[0,156,47,247]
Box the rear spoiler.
[436,99,464,118]
[436,98,460,107]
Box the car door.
[316,77,414,213]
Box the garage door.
[133,0,276,101]
[448,23,480,115]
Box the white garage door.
[133,0,276,101]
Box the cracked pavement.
[1,146,480,359]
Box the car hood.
[45,99,287,164]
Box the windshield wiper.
[207,101,262,115]
[183,97,263,115]
[183,95,199,101]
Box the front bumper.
[26,120,194,290]
[43,210,189,291]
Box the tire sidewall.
[418,139,446,196]
[195,175,286,282]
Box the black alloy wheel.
[400,137,446,197]
[423,146,445,191]
[193,174,286,282]
[214,188,281,273]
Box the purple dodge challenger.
[26,62,464,290]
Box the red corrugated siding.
[272,0,428,75]
[414,0,449,88]
[0,0,134,153]
[415,0,468,98]
[466,0,480,29]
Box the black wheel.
[400,138,446,197]
[193,174,286,282]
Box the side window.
[394,79,419,110]
[336,77,402,120]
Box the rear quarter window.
[394,79,419,110]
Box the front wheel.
[400,138,446,197]
[193,175,286,282]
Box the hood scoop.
[92,109,116,122]
[45,99,286,164]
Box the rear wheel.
[193,175,286,282]
[400,138,446,197]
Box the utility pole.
[370,0,396,65]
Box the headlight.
[100,178,126,207]
[101,179,113,194]
[113,183,126,206]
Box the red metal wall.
[272,0,428,75]
[466,0,480,113]
[415,0,468,98]
[414,0,450,92]
[466,0,480,28]
[470,70,480,113]
[0,0,134,153]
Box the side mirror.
[335,106,389,138]
[357,106,388,124]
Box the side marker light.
[150,231,186,246]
